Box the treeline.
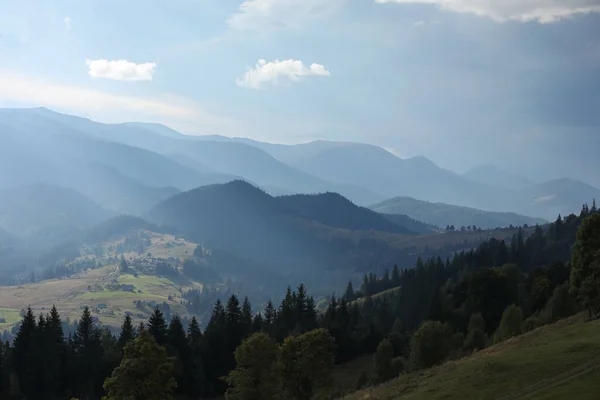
[0,282,342,399]
[3,203,598,399]
[329,202,600,390]
[350,203,595,302]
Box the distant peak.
[406,155,436,166]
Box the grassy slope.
[345,314,600,400]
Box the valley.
[0,108,598,400]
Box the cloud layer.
[237,59,331,89]
[64,16,71,30]
[228,0,341,31]
[86,59,157,81]
[375,0,600,23]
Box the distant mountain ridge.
[0,183,113,241]
[463,165,534,191]
[1,107,597,221]
[370,196,548,229]
[276,192,415,235]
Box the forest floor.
[344,313,600,400]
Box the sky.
[1,0,600,185]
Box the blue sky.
[1,0,600,184]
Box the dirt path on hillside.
[496,358,600,400]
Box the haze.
[1,0,599,187]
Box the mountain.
[241,140,509,210]
[379,214,439,235]
[234,139,598,219]
[370,196,547,229]
[28,108,382,205]
[122,122,186,139]
[145,181,424,279]
[519,178,600,219]
[276,193,415,234]
[0,109,200,214]
[2,108,596,219]
[0,183,113,240]
[145,180,331,273]
[463,165,534,191]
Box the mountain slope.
[519,178,600,219]
[370,196,547,229]
[275,193,415,234]
[145,180,327,271]
[0,183,113,238]
[345,316,600,400]
[144,181,431,276]
[379,213,439,234]
[238,139,598,219]
[463,164,534,191]
[257,141,509,211]
[28,108,382,205]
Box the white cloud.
[0,70,237,134]
[237,59,331,89]
[228,0,341,31]
[375,0,600,23]
[64,16,71,30]
[413,20,426,26]
[86,59,157,82]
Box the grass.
[0,307,22,327]
[333,355,373,396]
[345,314,600,400]
[0,266,198,329]
[526,368,600,400]
[352,287,402,306]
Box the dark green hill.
[145,180,322,271]
[380,213,439,234]
[276,192,415,234]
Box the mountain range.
[370,197,547,229]
[1,107,598,231]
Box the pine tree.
[391,265,401,287]
[167,316,190,395]
[187,317,202,345]
[72,306,102,399]
[46,305,66,397]
[241,297,253,337]
[203,300,228,395]
[187,317,205,399]
[13,307,36,391]
[570,214,600,315]
[252,313,264,333]
[263,301,276,337]
[148,308,168,346]
[343,281,355,302]
[118,315,136,349]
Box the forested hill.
[145,180,428,274]
[276,192,415,234]
[370,196,547,229]
[4,202,599,400]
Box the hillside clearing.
[0,266,201,328]
[345,314,600,400]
